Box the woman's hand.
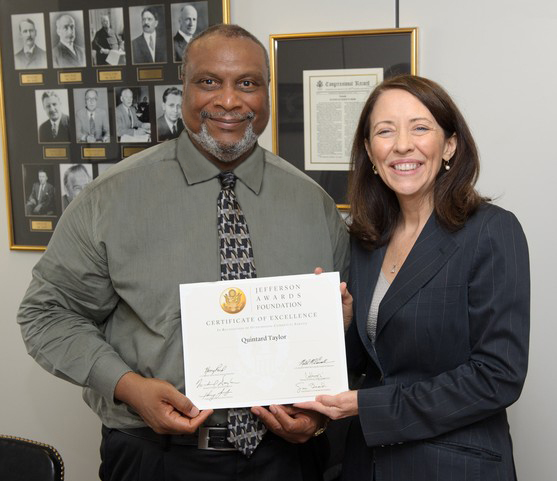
[294,390,358,420]
[314,267,353,331]
[340,281,353,331]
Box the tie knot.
[219,171,236,190]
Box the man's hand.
[114,372,213,434]
[252,404,326,444]
[295,390,358,420]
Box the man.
[25,169,55,215]
[173,4,197,62]
[52,13,86,68]
[157,87,184,141]
[18,24,348,481]
[115,88,150,141]
[76,89,110,143]
[62,164,92,210]
[14,18,47,69]
[132,7,166,64]
[92,14,124,66]
[38,91,71,143]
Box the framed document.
[0,0,230,250]
[180,272,349,409]
[270,28,418,208]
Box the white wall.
[1,1,555,479]
[0,137,101,476]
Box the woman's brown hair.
[348,74,487,249]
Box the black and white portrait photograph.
[49,10,86,68]
[114,86,151,142]
[11,13,48,70]
[73,87,110,143]
[170,2,208,62]
[129,5,167,65]
[59,163,93,211]
[89,8,126,66]
[22,164,59,217]
[154,84,184,141]
[35,89,71,144]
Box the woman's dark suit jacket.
[343,203,530,481]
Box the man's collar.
[50,118,61,127]
[23,45,35,54]
[60,40,75,53]
[178,30,193,42]
[176,132,264,194]
[143,32,156,41]
[164,116,176,131]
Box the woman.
[298,75,530,481]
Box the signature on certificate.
[295,371,330,393]
[201,387,234,401]
[297,357,335,367]
[202,363,228,376]
[195,364,239,400]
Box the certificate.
[180,272,348,409]
[303,68,383,171]
[106,49,124,66]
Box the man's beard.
[186,111,258,163]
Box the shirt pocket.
[426,439,502,462]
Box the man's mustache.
[200,111,255,121]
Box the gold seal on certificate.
[220,287,246,314]
[180,272,349,409]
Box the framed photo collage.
[0,0,230,249]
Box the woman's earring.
[372,164,378,175]
[443,159,451,171]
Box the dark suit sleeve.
[27,183,39,205]
[345,241,368,375]
[40,184,55,213]
[357,208,530,446]
[92,31,102,52]
[101,110,110,138]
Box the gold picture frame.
[270,28,418,209]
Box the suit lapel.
[353,243,386,367]
[376,214,460,338]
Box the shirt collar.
[164,116,176,131]
[178,30,192,42]
[24,45,35,54]
[176,132,264,195]
[60,40,75,53]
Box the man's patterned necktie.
[217,171,267,457]
[89,114,96,137]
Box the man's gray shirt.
[18,133,349,428]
